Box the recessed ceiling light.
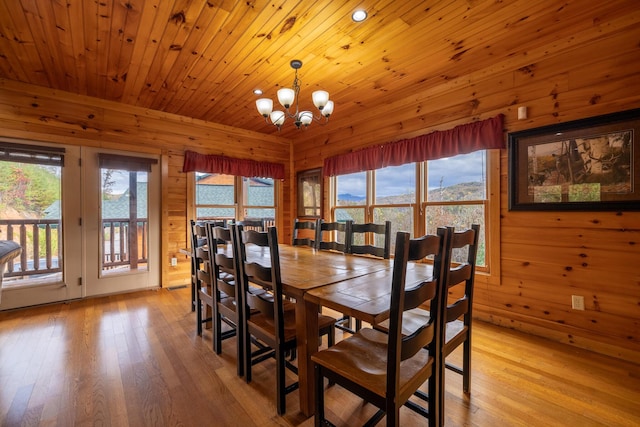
[253,89,263,95]
[352,10,367,22]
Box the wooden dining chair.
[192,222,213,335]
[292,218,319,248]
[438,224,479,414]
[234,225,336,415]
[349,220,392,259]
[315,219,354,332]
[380,224,479,426]
[312,229,450,427]
[189,220,208,312]
[204,223,243,372]
[346,220,392,332]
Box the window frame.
[189,173,279,224]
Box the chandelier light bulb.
[299,111,313,126]
[270,110,285,127]
[256,98,273,117]
[277,88,295,109]
[322,100,334,117]
[312,90,329,109]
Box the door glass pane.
[0,160,62,286]
[427,151,487,201]
[101,169,148,274]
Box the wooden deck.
[0,287,638,426]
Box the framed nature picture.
[508,108,640,211]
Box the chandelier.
[256,60,334,129]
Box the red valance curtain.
[182,150,285,179]
[323,114,504,177]
[321,144,384,177]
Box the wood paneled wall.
[292,24,640,363]
[1,9,639,365]
[0,78,291,291]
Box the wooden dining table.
[243,244,393,416]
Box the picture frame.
[508,108,640,211]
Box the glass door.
[82,148,160,296]
[0,140,83,310]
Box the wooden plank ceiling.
[0,0,635,141]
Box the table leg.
[296,295,319,417]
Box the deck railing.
[0,218,148,277]
[0,219,61,277]
[101,218,149,270]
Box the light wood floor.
[1,287,638,427]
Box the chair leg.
[437,356,444,427]
[463,337,471,393]
[314,364,325,427]
[244,329,252,383]
[196,294,203,336]
[191,281,196,312]
[236,314,245,377]
[213,308,222,354]
[384,404,400,427]
[276,344,286,415]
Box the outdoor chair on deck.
[312,229,450,427]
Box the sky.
[337,151,486,198]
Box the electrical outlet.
[571,295,585,310]
[170,257,178,267]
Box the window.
[331,150,495,271]
[195,173,237,220]
[194,173,277,225]
[423,151,486,267]
[297,168,322,217]
[242,177,275,225]
[374,163,416,242]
